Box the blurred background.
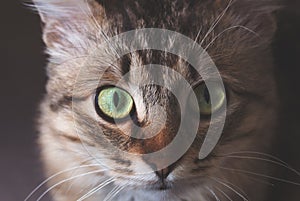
[0,0,299,200]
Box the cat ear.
[33,0,105,62]
[33,0,89,23]
[231,0,282,45]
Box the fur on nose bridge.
[128,123,178,155]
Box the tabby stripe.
[111,158,131,166]
[120,54,131,76]
[58,133,96,147]
[50,96,72,112]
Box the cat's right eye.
[95,86,134,120]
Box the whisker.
[36,169,105,201]
[217,155,300,177]
[47,157,99,199]
[104,185,123,201]
[24,163,102,201]
[77,177,115,201]
[242,174,274,187]
[206,187,221,201]
[210,177,249,201]
[192,26,203,49]
[110,186,126,201]
[62,157,102,192]
[215,186,233,201]
[203,25,259,52]
[221,151,293,167]
[219,166,300,186]
[215,177,248,199]
[73,114,116,173]
[103,185,117,201]
[199,0,234,47]
[76,140,109,170]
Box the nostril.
[142,155,180,181]
[155,168,171,180]
[155,161,178,181]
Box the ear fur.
[33,0,90,22]
[32,0,106,63]
[233,0,282,41]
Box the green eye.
[96,87,134,119]
[190,83,226,115]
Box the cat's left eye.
[189,82,226,116]
[95,87,134,120]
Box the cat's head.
[35,0,280,200]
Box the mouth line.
[117,175,208,192]
[119,179,173,191]
[153,182,172,191]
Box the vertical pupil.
[113,91,119,108]
[203,87,210,103]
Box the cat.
[31,0,282,200]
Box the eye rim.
[189,82,227,118]
[94,85,136,123]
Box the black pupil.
[203,87,210,103]
[113,92,119,108]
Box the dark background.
[0,0,299,200]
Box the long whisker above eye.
[24,163,103,201]
[197,0,234,48]
[36,169,106,201]
[203,25,259,52]
[218,166,300,186]
[77,177,115,201]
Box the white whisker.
[36,169,105,201]
[110,186,125,201]
[218,155,300,177]
[219,166,300,186]
[215,186,233,201]
[24,163,101,201]
[77,177,115,201]
[192,26,203,49]
[199,0,234,48]
[104,185,124,201]
[243,174,275,187]
[206,187,221,201]
[203,25,259,52]
[214,177,248,198]
[210,177,248,201]
[221,151,298,173]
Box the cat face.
[34,0,280,200]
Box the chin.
[108,174,209,201]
